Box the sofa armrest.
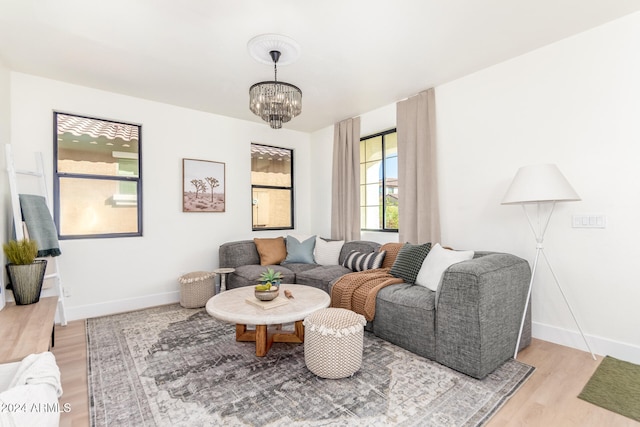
[435,252,531,379]
[219,240,261,268]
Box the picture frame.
[182,158,226,212]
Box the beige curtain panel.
[331,117,361,241]
[396,89,441,244]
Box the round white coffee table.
[206,284,330,357]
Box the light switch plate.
[572,214,606,228]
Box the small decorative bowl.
[255,287,279,301]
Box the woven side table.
[303,307,366,379]
[178,271,216,308]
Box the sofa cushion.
[314,237,344,265]
[228,265,295,289]
[373,284,436,359]
[389,243,432,284]
[280,263,318,275]
[296,265,352,294]
[253,237,287,266]
[284,235,316,264]
[342,250,386,272]
[415,243,475,291]
[219,240,261,268]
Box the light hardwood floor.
[53,320,89,427]
[52,320,639,427]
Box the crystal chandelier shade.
[249,49,302,129]
[249,80,302,129]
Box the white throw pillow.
[415,243,474,291]
[314,237,344,265]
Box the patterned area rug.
[87,304,534,427]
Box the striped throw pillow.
[342,250,386,272]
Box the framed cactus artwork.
[182,158,226,212]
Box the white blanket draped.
[0,352,63,427]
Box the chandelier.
[248,35,302,129]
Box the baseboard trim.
[63,298,640,364]
[63,291,181,322]
[532,321,640,364]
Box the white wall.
[0,60,10,311]
[436,11,640,362]
[9,73,311,319]
[309,125,333,236]
[311,12,640,362]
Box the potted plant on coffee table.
[258,267,283,288]
[3,238,47,305]
[255,267,284,301]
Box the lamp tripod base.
[515,246,596,361]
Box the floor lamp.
[502,164,596,360]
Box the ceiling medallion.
[248,34,302,129]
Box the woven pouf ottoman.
[178,271,216,308]
[303,307,367,379]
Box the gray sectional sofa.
[219,240,380,294]
[218,239,531,379]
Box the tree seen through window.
[360,129,398,231]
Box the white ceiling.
[1,0,639,133]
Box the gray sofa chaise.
[373,250,531,379]
[218,239,531,379]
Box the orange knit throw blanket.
[330,268,403,321]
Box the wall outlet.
[572,214,606,228]
[63,287,72,297]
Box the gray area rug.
[87,304,534,427]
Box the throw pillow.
[283,235,316,264]
[287,234,314,244]
[389,242,432,284]
[314,237,344,266]
[253,237,287,266]
[342,250,386,272]
[380,242,405,269]
[415,243,475,291]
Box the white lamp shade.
[502,164,581,204]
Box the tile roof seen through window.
[251,144,291,161]
[57,114,139,142]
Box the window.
[360,129,398,231]
[251,143,294,230]
[54,112,142,239]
